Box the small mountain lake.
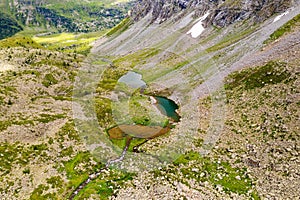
[118,71,146,89]
[118,71,180,122]
[108,71,180,142]
[153,96,180,122]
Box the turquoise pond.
[118,71,180,122]
[154,96,180,122]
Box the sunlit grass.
[264,14,300,44]
[32,31,106,55]
[33,33,75,44]
[0,36,43,49]
[15,27,57,37]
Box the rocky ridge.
[132,0,294,26]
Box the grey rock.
[131,0,293,27]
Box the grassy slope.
[264,14,300,44]
[0,40,94,199]
[197,58,299,199]
[0,29,135,199]
[32,31,107,55]
[0,36,42,49]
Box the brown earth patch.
[108,124,170,139]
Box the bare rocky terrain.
[0,47,86,199]
[0,0,299,199]
[93,23,299,200]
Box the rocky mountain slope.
[0,0,299,199]
[89,0,300,199]
[131,0,293,26]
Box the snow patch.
[273,11,289,23]
[187,12,210,38]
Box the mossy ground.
[0,32,162,199]
[0,45,99,199]
[0,36,43,49]
[170,151,256,196]
[106,17,132,37]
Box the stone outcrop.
[210,0,293,27]
[131,0,192,23]
[131,0,294,27]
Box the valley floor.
[0,3,299,200]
